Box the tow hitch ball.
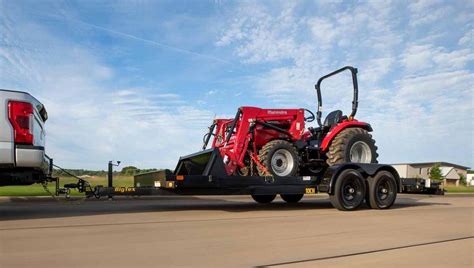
[57,179,91,198]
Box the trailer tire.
[366,171,397,209]
[258,140,299,177]
[326,128,378,166]
[280,194,304,203]
[329,169,366,211]
[251,194,276,204]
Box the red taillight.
[8,101,34,145]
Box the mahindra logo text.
[267,110,287,115]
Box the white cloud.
[360,57,396,84]
[363,69,473,166]
[400,44,474,74]
[216,2,298,64]
[307,17,339,47]
[458,29,473,47]
[206,89,217,95]
[217,1,400,110]
[395,70,473,102]
[408,0,451,27]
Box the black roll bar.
[314,66,359,126]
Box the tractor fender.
[320,121,373,152]
[323,163,401,195]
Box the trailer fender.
[324,163,401,195]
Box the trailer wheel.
[326,128,378,166]
[251,194,276,204]
[280,194,304,203]
[366,171,397,209]
[258,140,299,177]
[329,169,366,211]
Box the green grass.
[0,176,133,196]
[444,185,474,193]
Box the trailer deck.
[92,173,323,197]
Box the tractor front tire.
[258,140,299,177]
[326,128,378,166]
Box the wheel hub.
[271,149,294,176]
[342,177,363,204]
[376,178,394,202]
[349,141,372,163]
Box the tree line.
[53,166,160,177]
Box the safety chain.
[248,151,270,175]
[40,162,98,204]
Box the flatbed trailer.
[49,161,440,211]
[48,157,444,211]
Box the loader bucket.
[174,148,228,176]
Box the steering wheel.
[304,109,315,122]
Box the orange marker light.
[176,175,184,181]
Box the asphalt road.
[0,194,473,267]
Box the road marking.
[256,236,474,267]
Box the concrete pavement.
[0,194,472,267]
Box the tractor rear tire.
[258,140,299,177]
[326,128,378,166]
[280,194,304,203]
[252,194,276,203]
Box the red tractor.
[176,66,378,177]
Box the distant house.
[467,174,474,186]
[391,162,470,187]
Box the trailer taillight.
[8,101,34,145]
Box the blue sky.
[1,0,473,169]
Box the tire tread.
[258,140,299,176]
[326,128,378,166]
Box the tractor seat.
[323,110,343,130]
